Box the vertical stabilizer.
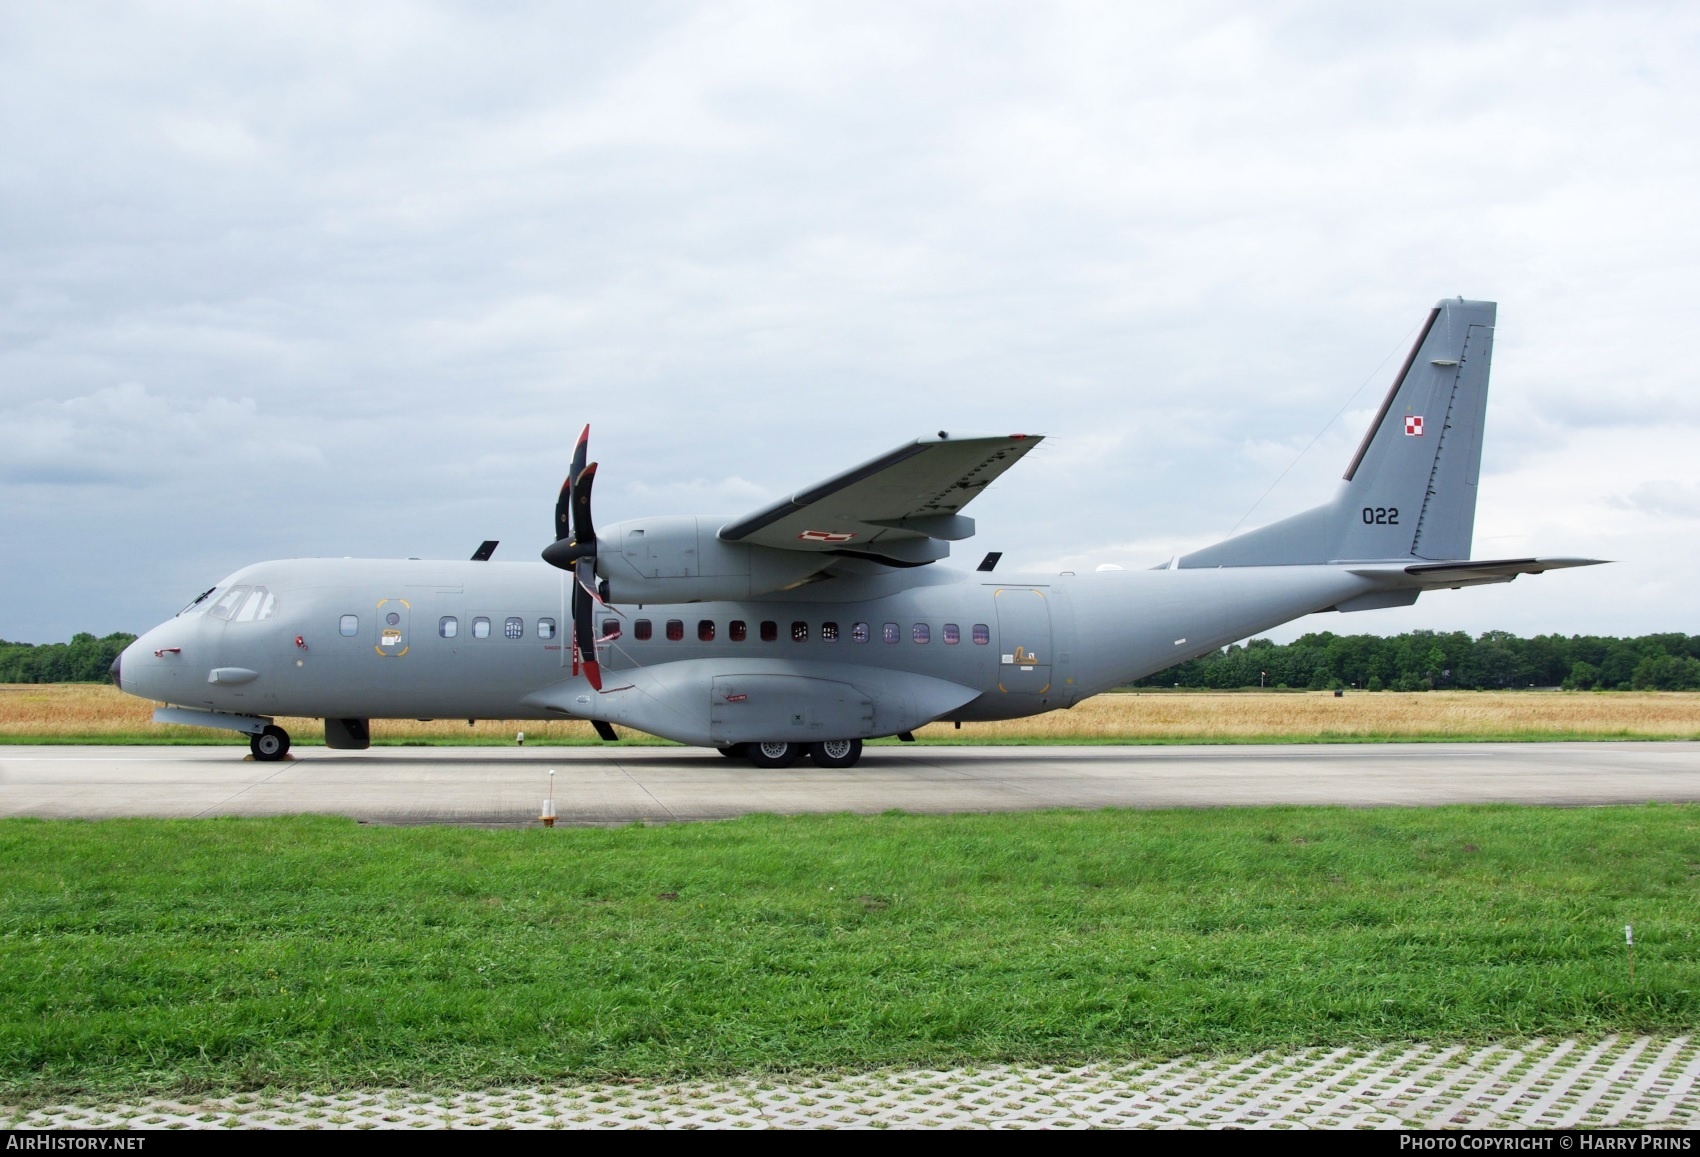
[1180,298,1496,567]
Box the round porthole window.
[386,612,401,626]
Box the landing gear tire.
[807,738,863,769]
[250,725,290,761]
[717,743,750,759]
[747,740,802,769]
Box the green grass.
[2,806,1698,1101]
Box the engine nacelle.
[595,517,827,604]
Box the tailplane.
[1181,297,1496,568]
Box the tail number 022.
[1362,507,1399,525]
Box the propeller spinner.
[542,425,603,691]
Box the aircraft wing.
[718,433,1042,563]
[1350,557,1607,589]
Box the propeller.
[542,425,603,691]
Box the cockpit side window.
[206,585,253,621]
[233,586,275,623]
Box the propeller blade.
[570,424,589,489]
[555,425,589,542]
[573,557,602,691]
[571,461,598,546]
[554,477,573,542]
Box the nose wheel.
[250,725,291,761]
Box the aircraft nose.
[109,651,122,691]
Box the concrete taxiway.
[2,742,1697,824]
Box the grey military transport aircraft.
[114,298,1599,767]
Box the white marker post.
[516,730,525,746]
[541,769,557,828]
[1626,924,1635,984]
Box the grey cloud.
[1616,481,1700,521]
[2,1,1697,640]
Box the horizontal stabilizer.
[1350,556,1607,589]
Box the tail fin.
[1180,297,1496,567]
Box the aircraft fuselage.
[118,556,1385,746]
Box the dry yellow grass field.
[4,683,1700,744]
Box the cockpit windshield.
[177,587,219,616]
[204,585,278,623]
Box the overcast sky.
[3,1,1697,644]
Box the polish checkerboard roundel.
[1405,415,1424,436]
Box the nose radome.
[109,651,122,691]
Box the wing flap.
[718,433,1042,555]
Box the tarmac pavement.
[2,741,1698,824]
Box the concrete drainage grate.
[4,1036,1697,1130]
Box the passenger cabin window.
[972,623,990,645]
[851,622,870,643]
[730,620,748,642]
[208,585,253,621]
[634,619,652,641]
[602,619,621,640]
[439,616,458,638]
[791,621,809,642]
[882,622,900,644]
[537,618,556,639]
[504,617,524,640]
[339,613,359,637]
[943,623,960,645]
[912,623,931,644]
[698,620,715,642]
[821,622,839,642]
[666,620,684,641]
[473,616,491,639]
[760,621,778,642]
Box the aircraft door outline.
[375,597,410,658]
[993,587,1052,697]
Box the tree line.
[0,634,137,683]
[1128,630,1700,691]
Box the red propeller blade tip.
[584,661,602,692]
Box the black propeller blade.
[542,425,602,692]
[569,462,602,691]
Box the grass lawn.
[2,805,1697,1101]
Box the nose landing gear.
[250,725,291,761]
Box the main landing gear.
[250,725,291,761]
[720,739,863,769]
